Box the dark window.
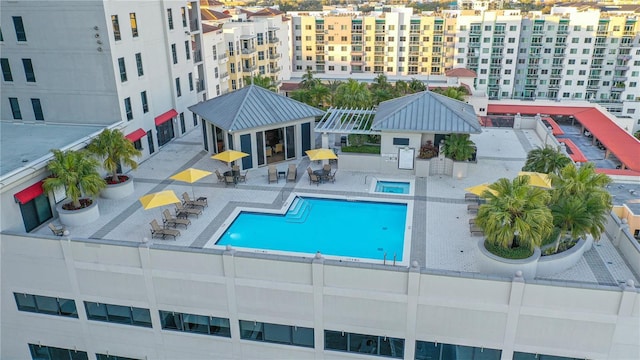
[135,53,143,76]
[13,16,27,41]
[181,7,187,27]
[188,72,194,91]
[180,112,185,134]
[393,137,410,146]
[22,59,35,82]
[513,352,583,360]
[416,341,501,360]
[146,130,155,154]
[159,310,231,337]
[1,58,13,81]
[118,57,127,82]
[9,97,22,119]
[84,301,151,328]
[185,40,191,60]
[140,91,148,113]
[240,320,314,348]
[14,293,78,318]
[325,330,404,358]
[28,344,88,360]
[112,15,121,41]
[124,97,133,120]
[133,139,142,151]
[19,193,51,232]
[175,77,181,97]
[171,44,178,64]
[192,113,198,126]
[167,9,174,30]
[31,98,44,120]
[130,13,138,37]
[97,354,141,360]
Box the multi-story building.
[1,0,204,162]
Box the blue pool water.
[375,181,410,194]
[216,197,407,261]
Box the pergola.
[314,107,379,135]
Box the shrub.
[484,240,534,260]
[418,141,439,159]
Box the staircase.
[286,198,312,223]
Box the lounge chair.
[237,170,248,183]
[149,219,180,240]
[182,192,207,209]
[268,165,278,184]
[163,209,191,229]
[48,223,66,236]
[214,169,225,183]
[470,224,484,237]
[286,164,297,182]
[274,143,283,154]
[175,202,202,218]
[465,193,479,203]
[309,173,321,186]
[469,218,476,225]
[467,203,479,214]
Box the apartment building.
[0,1,204,162]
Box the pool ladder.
[286,198,312,223]
[383,253,397,266]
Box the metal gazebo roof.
[314,107,379,135]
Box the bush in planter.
[87,128,142,184]
[476,177,553,257]
[443,134,475,161]
[418,141,438,159]
[42,149,106,210]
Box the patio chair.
[309,173,321,186]
[286,164,297,182]
[306,167,313,176]
[237,170,248,183]
[48,223,66,236]
[224,175,236,186]
[266,147,272,157]
[232,165,239,173]
[163,209,191,229]
[149,219,180,240]
[325,170,336,183]
[182,192,207,209]
[175,202,202,218]
[274,143,283,154]
[214,169,225,183]
[268,165,278,184]
[323,164,331,172]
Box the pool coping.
[369,178,416,197]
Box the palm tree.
[43,149,106,210]
[408,78,426,93]
[394,80,410,96]
[87,129,142,184]
[370,74,392,92]
[550,162,612,200]
[308,82,330,108]
[245,74,276,92]
[549,196,593,252]
[476,177,553,252]
[326,80,343,107]
[334,79,372,108]
[443,134,475,161]
[371,88,395,105]
[290,89,314,107]
[522,146,572,174]
[438,87,466,101]
[300,69,319,89]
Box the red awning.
[14,181,44,204]
[487,104,640,171]
[154,109,178,126]
[125,128,146,142]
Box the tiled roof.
[200,0,224,6]
[202,23,222,33]
[188,85,325,132]
[250,8,284,17]
[445,68,477,78]
[201,8,231,21]
[280,82,301,91]
[372,91,481,134]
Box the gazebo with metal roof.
[189,85,325,169]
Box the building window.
[141,91,148,113]
[97,354,142,360]
[159,310,231,337]
[513,351,584,360]
[188,73,193,91]
[171,44,177,64]
[124,97,133,120]
[22,59,35,82]
[31,98,44,120]
[393,138,409,146]
[118,57,127,82]
[192,113,198,126]
[130,13,138,37]
[135,53,143,76]
[175,77,181,97]
[415,341,501,360]
[325,330,404,358]
[181,7,187,27]
[9,97,21,119]
[84,301,152,328]
[239,320,314,348]
[111,15,121,41]
[14,293,78,318]
[28,344,88,360]
[1,58,12,81]
[167,8,174,30]
[180,112,186,134]
[185,41,191,61]
[13,16,27,41]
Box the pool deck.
[31,127,639,287]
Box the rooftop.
[21,126,639,288]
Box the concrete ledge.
[477,238,540,280]
[57,198,100,226]
[100,175,134,199]
[537,237,592,278]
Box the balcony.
[190,20,199,32]
[218,53,228,61]
[350,59,365,65]
[623,31,635,36]
[469,42,481,48]
[529,52,541,58]
[593,53,605,58]
[587,84,599,90]
[620,42,632,48]
[492,42,505,47]
[596,30,608,36]
[220,71,229,79]
[531,42,542,47]
[467,52,478,58]
[557,29,569,35]
[588,74,601,79]
[269,37,279,44]
[193,50,202,63]
[269,53,281,60]
[470,30,482,35]
[552,62,563,68]
[555,42,567,47]
[617,55,631,61]
[196,79,205,92]
[525,83,537,88]
[550,73,562,79]
[270,66,282,73]
[553,52,565,57]
[613,76,627,82]
[615,65,629,71]
[241,47,256,55]
[242,65,257,72]
[526,73,539,78]
[611,86,625,92]
[549,84,560,89]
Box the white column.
[500,271,526,360]
[312,253,325,359]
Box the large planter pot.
[477,238,541,280]
[57,198,100,226]
[415,158,432,177]
[100,175,134,199]
[537,237,592,278]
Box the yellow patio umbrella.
[211,150,249,165]
[518,171,552,189]
[139,190,181,210]
[170,168,212,199]
[305,148,338,161]
[464,183,498,197]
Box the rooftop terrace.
[25,127,639,288]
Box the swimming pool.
[215,197,409,262]
[374,181,410,194]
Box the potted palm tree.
[43,149,106,226]
[522,146,571,175]
[443,133,476,178]
[475,176,553,279]
[87,129,142,199]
